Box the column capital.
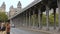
[26,11,28,15]
[38,8,41,14]
[57,0,60,2]
[28,11,30,15]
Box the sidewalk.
[10,28,47,34]
[17,27,60,34]
[10,30,14,34]
[0,31,6,34]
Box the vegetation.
[30,13,58,26]
[0,12,8,23]
[49,13,58,26]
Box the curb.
[19,27,52,34]
[27,28,52,34]
[17,27,60,34]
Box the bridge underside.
[10,0,60,31]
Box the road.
[10,28,49,34]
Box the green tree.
[0,12,8,23]
[49,13,58,26]
[42,14,46,26]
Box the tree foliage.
[49,13,58,26]
[30,13,58,26]
[0,12,8,22]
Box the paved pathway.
[14,27,60,34]
[10,28,49,34]
[0,31,6,34]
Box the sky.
[0,0,34,12]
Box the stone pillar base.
[46,28,49,31]
[38,26,42,30]
[54,27,56,30]
[58,28,60,32]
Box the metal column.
[46,6,49,30]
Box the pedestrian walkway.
[10,28,48,34]
[10,31,14,34]
[0,31,6,34]
[17,27,60,34]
